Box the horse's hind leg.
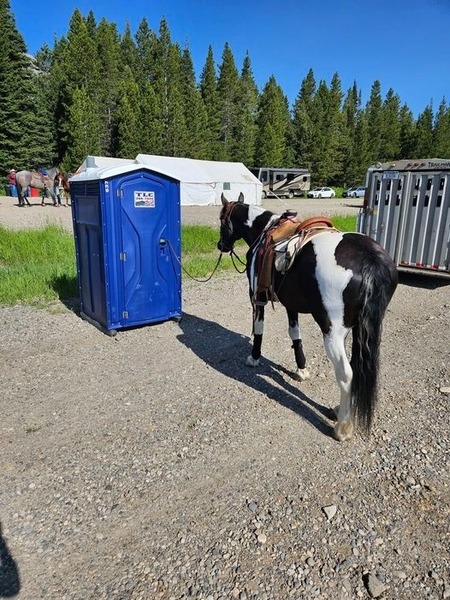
[323,326,354,441]
[287,310,310,381]
[246,303,264,367]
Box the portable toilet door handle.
[159,238,167,256]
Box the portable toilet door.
[71,167,182,333]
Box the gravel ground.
[0,193,362,230]
[0,195,449,600]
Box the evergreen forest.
[1,0,450,187]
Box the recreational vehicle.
[250,167,311,199]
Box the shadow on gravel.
[0,522,20,598]
[177,312,334,438]
[398,270,450,290]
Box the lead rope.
[167,239,224,282]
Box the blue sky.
[11,0,450,117]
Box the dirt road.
[0,194,362,230]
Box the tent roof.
[135,154,261,184]
[71,154,261,185]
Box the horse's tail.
[351,255,398,433]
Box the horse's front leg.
[287,310,310,381]
[246,303,264,367]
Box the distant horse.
[15,167,60,207]
[60,171,72,206]
[217,193,398,441]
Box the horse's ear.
[237,192,244,204]
[221,193,229,207]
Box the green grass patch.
[181,224,246,277]
[332,215,357,232]
[0,224,78,305]
[0,216,357,306]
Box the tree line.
[1,0,449,187]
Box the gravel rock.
[0,197,449,599]
[364,573,389,598]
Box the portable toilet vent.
[69,159,182,333]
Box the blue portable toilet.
[69,157,182,333]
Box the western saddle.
[254,210,337,305]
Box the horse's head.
[217,192,275,252]
[217,192,248,252]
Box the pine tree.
[119,23,141,76]
[292,69,317,169]
[254,76,291,166]
[310,80,331,184]
[0,0,55,172]
[114,76,142,158]
[398,105,417,158]
[380,88,401,161]
[341,82,360,185]
[200,46,221,160]
[53,9,103,165]
[139,81,164,155]
[415,105,434,157]
[433,99,450,158]
[326,73,345,184]
[95,18,121,154]
[216,43,240,161]
[62,86,102,169]
[365,80,384,163]
[351,109,371,182]
[135,17,158,84]
[180,46,209,159]
[233,53,259,166]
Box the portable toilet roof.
[71,157,148,183]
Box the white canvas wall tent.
[71,154,262,206]
[135,154,262,206]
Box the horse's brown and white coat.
[218,194,398,441]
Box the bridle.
[220,201,240,240]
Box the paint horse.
[15,167,60,206]
[217,193,398,441]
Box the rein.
[230,249,247,273]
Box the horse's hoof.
[333,421,354,442]
[246,355,260,368]
[293,367,310,382]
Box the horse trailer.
[249,167,311,199]
[69,158,182,334]
[357,158,450,275]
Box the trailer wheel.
[261,191,267,199]
[288,190,294,199]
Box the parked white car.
[307,187,336,199]
[346,186,366,198]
